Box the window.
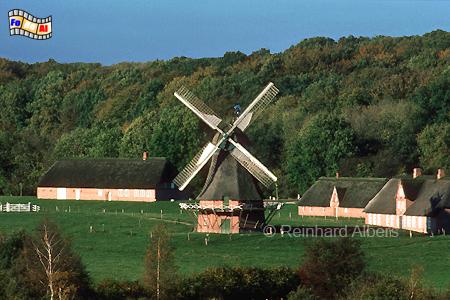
[146,190,151,198]
[386,215,390,226]
[412,216,416,228]
[368,214,372,224]
[377,214,381,226]
[97,189,103,197]
[344,208,348,213]
[118,189,123,197]
[418,217,423,229]
[140,190,145,197]
[406,216,411,228]
[124,189,129,197]
[134,190,139,197]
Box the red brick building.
[364,169,450,234]
[37,157,186,202]
[298,176,387,219]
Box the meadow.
[0,196,449,290]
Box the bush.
[287,286,318,300]
[299,238,365,299]
[176,266,299,300]
[95,279,146,300]
[344,270,446,300]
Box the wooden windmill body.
[173,83,279,233]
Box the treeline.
[0,30,449,196]
[1,223,448,299]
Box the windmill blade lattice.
[173,142,220,190]
[230,142,277,188]
[174,86,222,130]
[232,82,279,132]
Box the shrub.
[299,238,365,299]
[176,266,299,300]
[95,279,146,300]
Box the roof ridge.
[319,177,387,181]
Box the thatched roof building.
[299,177,387,208]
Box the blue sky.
[1,0,449,65]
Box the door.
[56,188,66,200]
[221,218,230,234]
[75,189,81,200]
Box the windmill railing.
[179,202,270,212]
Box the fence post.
[6,202,10,212]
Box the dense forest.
[0,30,449,197]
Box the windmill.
[174,82,279,233]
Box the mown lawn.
[0,196,449,290]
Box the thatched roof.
[197,129,262,201]
[364,179,399,214]
[405,179,450,216]
[364,177,450,216]
[38,158,174,189]
[298,177,387,208]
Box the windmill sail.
[174,87,222,130]
[173,142,219,191]
[229,141,277,188]
[229,82,279,133]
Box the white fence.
[0,202,40,213]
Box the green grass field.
[0,196,449,290]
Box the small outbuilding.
[298,176,387,218]
[37,156,186,202]
[364,168,450,234]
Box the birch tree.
[143,224,177,300]
[25,219,91,300]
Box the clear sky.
[1,0,449,65]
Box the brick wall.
[196,200,246,233]
[365,213,428,233]
[197,213,239,234]
[298,206,365,218]
[37,187,156,202]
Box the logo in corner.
[8,9,52,40]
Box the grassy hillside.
[1,196,449,289]
[1,30,449,198]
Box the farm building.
[37,155,186,202]
[298,176,387,218]
[364,168,450,234]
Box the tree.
[143,224,177,300]
[417,123,450,171]
[299,238,365,299]
[19,219,91,300]
[53,126,122,159]
[284,113,356,194]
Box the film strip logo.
[8,9,52,40]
